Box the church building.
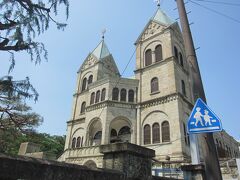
[59,7,195,169]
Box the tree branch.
[0,42,30,51]
[0,21,18,30]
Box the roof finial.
[154,0,160,7]
[101,28,106,40]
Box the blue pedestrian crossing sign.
[187,98,222,134]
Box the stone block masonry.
[0,153,124,180]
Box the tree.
[0,129,65,157]
[0,76,42,132]
[0,0,69,131]
[0,0,69,72]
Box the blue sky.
[1,0,240,140]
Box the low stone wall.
[0,153,177,180]
[0,153,123,180]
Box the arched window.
[94,131,102,140]
[174,46,178,60]
[162,121,170,142]
[101,88,106,101]
[155,45,163,62]
[112,88,119,101]
[152,123,160,144]
[81,137,84,147]
[88,75,93,84]
[72,137,76,148]
[144,124,151,145]
[145,49,152,66]
[128,90,134,102]
[179,52,184,67]
[151,77,159,93]
[93,131,102,146]
[80,102,86,114]
[95,90,100,103]
[118,126,131,136]
[181,80,186,96]
[120,89,127,101]
[111,129,117,137]
[110,129,118,143]
[82,78,87,91]
[76,137,81,148]
[90,92,95,105]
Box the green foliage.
[0,0,69,72]
[0,76,42,133]
[0,129,65,158]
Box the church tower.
[59,6,196,169]
[134,7,194,162]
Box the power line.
[191,0,240,7]
[189,0,240,24]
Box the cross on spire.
[155,0,160,7]
[101,28,106,40]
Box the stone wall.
[0,153,123,180]
[0,153,177,180]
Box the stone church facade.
[59,8,196,168]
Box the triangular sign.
[187,98,223,134]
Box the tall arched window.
[112,88,119,101]
[128,90,134,102]
[72,137,76,148]
[120,89,127,102]
[90,92,95,105]
[162,121,170,142]
[174,46,178,60]
[151,77,159,93]
[155,45,163,62]
[80,102,86,114]
[145,49,152,66]
[95,90,100,103]
[152,123,160,144]
[81,137,84,147]
[181,80,186,96]
[88,75,93,84]
[82,78,87,91]
[179,52,184,67]
[76,137,81,148]
[101,88,106,101]
[144,124,151,145]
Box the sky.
[0,0,240,140]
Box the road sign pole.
[176,0,222,179]
[189,134,200,164]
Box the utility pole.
[175,0,222,179]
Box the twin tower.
[59,7,195,169]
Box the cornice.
[134,56,174,73]
[140,92,193,109]
[86,100,137,112]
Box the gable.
[135,20,168,44]
[78,54,98,72]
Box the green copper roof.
[152,8,174,26]
[92,40,110,60]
